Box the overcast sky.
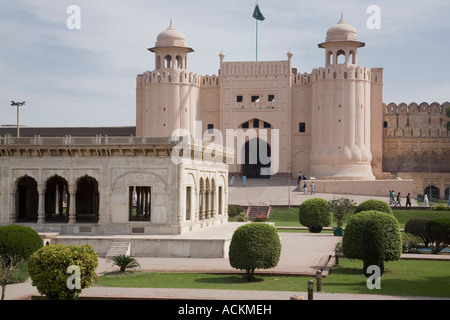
[1,0,449,127]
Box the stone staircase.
[247,206,271,221]
[106,242,131,258]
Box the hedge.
[0,225,43,262]
[405,217,432,248]
[342,210,402,261]
[354,199,392,215]
[425,218,450,254]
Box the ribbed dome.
[326,17,358,42]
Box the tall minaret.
[310,16,375,180]
[136,22,199,137]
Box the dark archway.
[45,175,69,223]
[15,176,38,222]
[424,185,440,200]
[76,176,99,223]
[242,139,271,179]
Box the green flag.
[252,4,265,21]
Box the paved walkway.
[3,178,449,301]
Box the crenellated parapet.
[221,61,290,77]
[383,101,449,137]
[138,70,203,86]
[200,74,220,88]
[311,65,372,82]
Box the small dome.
[326,17,358,42]
[149,22,194,53]
[155,23,187,47]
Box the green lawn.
[267,207,450,229]
[95,259,450,298]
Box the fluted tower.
[136,22,199,137]
[309,17,375,180]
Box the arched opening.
[424,185,440,200]
[327,51,333,66]
[242,138,271,179]
[337,50,346,64]
[45,175,69,223]
[164,55,172,68]
[199,178,205,220]
[176,55,183,69]
[15,176,38,222]
[156,55,161,69]
[76,176,99,223]
[349,50,356,64]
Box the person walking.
[230,175,235,186]
[422,194,429,207]
[389,190,395,205]
[447,194,450,208]
[297,171,302,184]
[310,182,315,195]
[303,181,307,195]
[242,175,247,187]
[406,193,412,207]
[396,192,401,206]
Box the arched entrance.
[45,175,69,222]
[424,185,440,200]
[242,138,271,179]
[15,176,39,222]
[76,176,99,223]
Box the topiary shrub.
[342,210,402,262]
[229,223,281,281]
[405,217,432,248]
[0,225,43,264]
[299,198,332,233]
[362,219,385,277]
[425,218,450,254]
[228,205,238,217]
[354,199,393,215]
[236,212,248,222]
[28,244,98,300]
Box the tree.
[28,244,98,300]
[107,254,140,273]
[362,219,385,277]
[426,218,450,254]
[299,198,333,233]
[405,217,432,248]
[354,199,392,215]
[328,198,357,229]
[0,255,23,300]
[229,223,281,281]
[342,210,402,262]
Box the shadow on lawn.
[194,275,265,284]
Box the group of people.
[389,190,412,207]
[302,181,315,195]
[230,174,246,186]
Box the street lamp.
[11,101,25,137]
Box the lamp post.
[11,101,26,137]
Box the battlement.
[138,70,203,86]
[221,60,290,76]
[311,65,372,82]
[383,101,449,138]
[201,75,219,88]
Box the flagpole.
[256,19,258,61]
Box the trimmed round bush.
[362,219,385,277]
[354,199,392,215]
[28,244,98,300]
[405,217,431,248]
[229,223,281,281]
[425,218,450,254]
[342,210,402,261]
[0,225,43,262]
[299,198,332,233]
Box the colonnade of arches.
[14,175,99,223]
[191,176,225,222]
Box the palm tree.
[107,254,140,273]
